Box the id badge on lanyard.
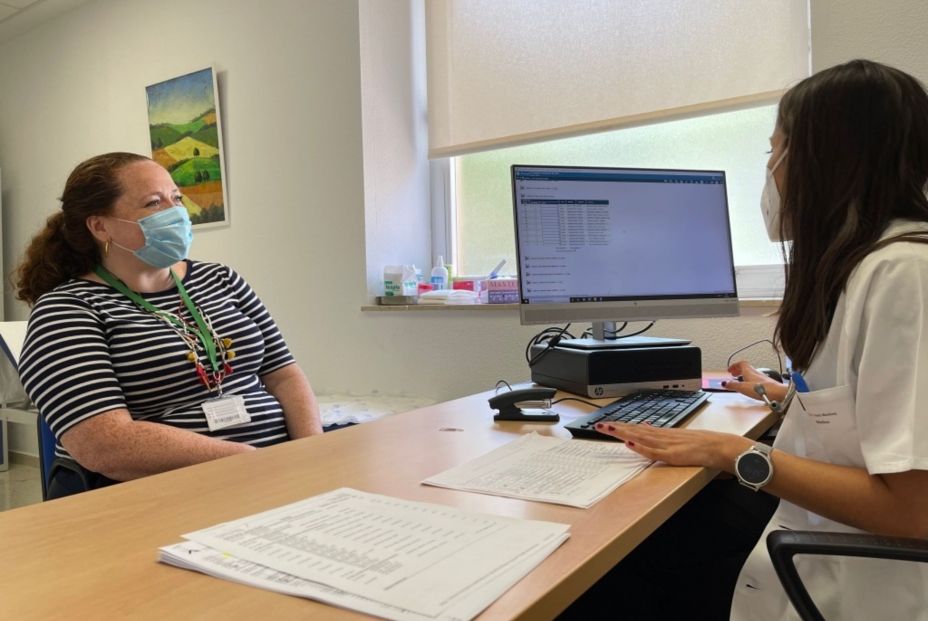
[93,265,245,429]
[202,394,251,432]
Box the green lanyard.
[94,265,221,377]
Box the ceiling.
[0,0,92,45]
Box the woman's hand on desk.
[595,360,785,472]
[594,423,751,473]
[723,360,788,403]
[597,413,928,538]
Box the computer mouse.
[756,367,784,383]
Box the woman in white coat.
[567,59,928,620]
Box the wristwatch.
[735,443,774,491]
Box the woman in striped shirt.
[16,152,323,499]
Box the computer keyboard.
[565,389,710,441]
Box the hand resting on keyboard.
[564,389,710,441]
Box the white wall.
[0,0,371,388]
[811,0,928,76]
[359,0,432,296]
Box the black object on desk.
[488,387,559,422]
[565,389,709,440]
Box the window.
[443,103,785,296]
[424,1,808,298]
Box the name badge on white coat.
[202,395,251,432]
[792,384,860,466]
[794,384,854,426]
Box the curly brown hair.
[14,152,151,305]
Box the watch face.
[738,453,770,484]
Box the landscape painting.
[146,67,228,227]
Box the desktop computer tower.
[529,343,702,398]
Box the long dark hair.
[15,152,151,305]
[775,59,928,369]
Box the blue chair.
[35,414,96,500]
[36,414,57,500]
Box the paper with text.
[422,432,652,508]
[160,531,567,621]
[178,488,569,617]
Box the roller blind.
[426,0,810,158]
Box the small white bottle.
[430,255,449,291]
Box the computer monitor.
[511,164,739,347]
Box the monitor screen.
[511,165,739,327]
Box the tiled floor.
[0,460,43,511]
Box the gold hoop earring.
[104,240,110,257]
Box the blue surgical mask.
[112,206,193,268]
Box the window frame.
[429,157,456,272]
[433,156,787,300]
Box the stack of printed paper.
[423,432,652,508]
[160,488,569,621]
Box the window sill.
[739,298,780,310]
[362,299,780,313]
[362,303,519,312]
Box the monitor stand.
[558,321,691,350]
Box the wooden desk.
[0,390,775,620]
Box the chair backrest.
[767,529,928,621]
[35,413,57,500]
[0,321,28,408]
[0,321,27,368]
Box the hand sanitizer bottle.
[430,255,449,291]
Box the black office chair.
[766,529,928,621]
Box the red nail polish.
[627,441,635,447]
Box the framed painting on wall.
[146,67,229,228]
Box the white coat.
[730,220,928,620]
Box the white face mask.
[761,149,788,241]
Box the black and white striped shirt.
[20,260,295,460]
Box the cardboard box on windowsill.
[486,278,519,304]
[452,278,487,303]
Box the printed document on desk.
[160,488,569,621]
[422,432,652,508]
[160,533,565,621]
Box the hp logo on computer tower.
[594,386,604,396]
